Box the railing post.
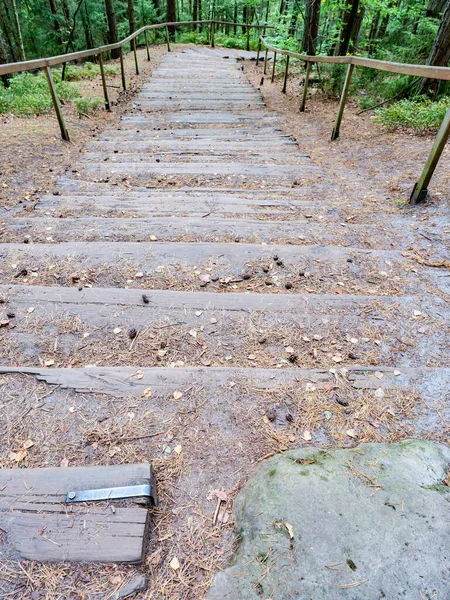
[282,54,290,93]
[410,107,450,205]
[331,62,354,141]
[132,37,139,75]
[165,26,171,52]
[211,21,215,48]
[256,35,261,65]
[44,65,70,142]
[271,51,277,82]
[119,46,126,90]
[246,26,250,51]
[98,52,111,111]
[263,47,268,74]
[300,60,311,112]
[144,29,151,61]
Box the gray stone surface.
[208,441,450,600]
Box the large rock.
[208,441,450,599]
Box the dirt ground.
[245,58,450,204]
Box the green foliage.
[73,96,103,115]
[0,71,79,115]
[375,98,450,132]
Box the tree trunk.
[367,10,380,54]
[128,0,136,34]
[81,0,94,48]
[349,4,365,52]
[233,1,237,33]
[167,0,176,37]
[0,3,17,62]
[302,0,320,55]
[426,0,446,16]
[104,0,120,58]
[417,0,450,96]
[152,0,159,18]
[48,0,63,47]
[11,0,25,60]
[288,0,297,36]
[61,0,71,26]
[335,0,360,55]
[0,30,10,87]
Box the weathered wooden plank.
[0,464,155,563]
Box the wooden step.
[0,241,425,297]
[2,216,399,248]
[0,285,446,369]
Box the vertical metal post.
[165,26,171,52]
[119,46,126,90]
[144,29,151,61]
[410,107,450,204]
[132,37,139,75]
[211,21,215,47]
[300,60,311,112]
[271,51,277,82]
[256,35,261,65]
[282,54,290,93]
[331,62,354,141]
[263,47,268,74]
[44,65,70,142]
[98,52,111,112]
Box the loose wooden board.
[0,463,155,563]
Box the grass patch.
[375,97,450,133]
[0,62,114,116]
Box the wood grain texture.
[0,464,154,563]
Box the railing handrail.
[0,20,273,77]
[259,36,450,81]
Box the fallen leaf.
[14,449,27,462]
[169,557,180,570]
[113,327,122,334]
[374,388,385,399]
[174,445,182,454]
[143,386,152,398]
[210,317,217,324]
[60,457,69,467]
[135,370,144,380]
[188,329,197,338]
[150,235,158,242]
[44,359,55,367]
[285,522,295,539]
[23,439,34,450]
[346,429,357,439]
[303,430,312,441]
[173,390,183,400]
[27,307,35,313]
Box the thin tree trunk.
[49,0,63,47]
[0,4,17,62]
[302,0,320,55]
[61,0,71,26]
[11,0,25,60]
[104,0,120,58]
[349,4,365,52]
[193,0,198,28]
[167,0,176,37]
[81,0,94,48]
[417,0,450,96]
[335,0,360,55]
[233,1,237,33]
[128,0,136,34]
[0,30,10,86]
[61,0,85,79]
[367,10,380,54]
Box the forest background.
[0,0,450,131]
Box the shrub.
[375,97,450,133]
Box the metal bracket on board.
[66,483,157,505]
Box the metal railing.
[1,20,449,204]
[258,36,450,204]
